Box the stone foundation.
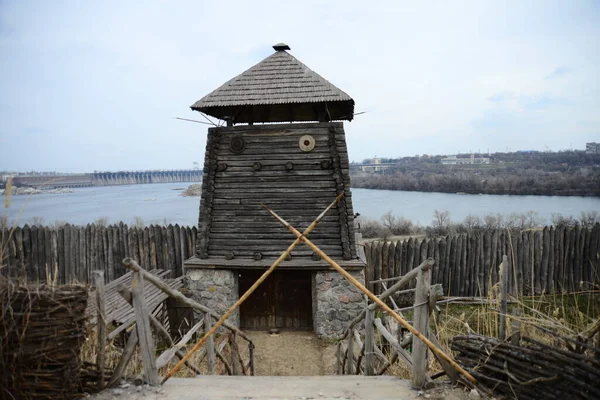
[313,270,365,339]
[185,269,239,327]
[184,267,365,339]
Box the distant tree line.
[358,210,600,239]
[352,150,600,196]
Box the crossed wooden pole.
[164,193,476,385]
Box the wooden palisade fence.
[364,224,600,297]
[0,223,197,284]
[1,223,599,295]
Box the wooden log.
[346,332,354,375]
[387,241,396,287]
[483,231,491,296]
[131,271,159,385]
[557,227,565,292]
[401,240,409,276]
[510,308,522,346]
[108,324,139,388]
[173,225,182,276]
[43,227,52,283]
[373,318,412,368]
[374,242,383,295]
[149,225,157,271]
[107,227,115,282]
[578,227,585,290]
[364,308,374,376]
[381,241,390,289]
[406,239,415,283]
[534,231,542,294]
[229,332,241,375]
[490,230,498,291]
[412,265,431,388]
[499,255,508,341]
[248,341,255,376]
[443,235,451,294]
[461,234,468,296]
[541,227,550,293]
[466,234,474,297]
[167,225,176,275]
[206,313,215,374]
[515,232,524,296]
[420,238,428,265]
[92,270,107,391]
[454,234,462,297]
[528,230,535,295]
[433,238,441,285]
[394,240,402,280]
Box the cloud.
[488,92,513,102]
[544,66,571,80]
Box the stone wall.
[313,270,365,339]
[185,268,240,326]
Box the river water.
[3,183,599,227]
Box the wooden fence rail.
[364,224,600,297]
[0,224,197,284]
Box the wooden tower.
[184,44,364,333]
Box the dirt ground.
[249,330,338,376]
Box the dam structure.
[11,169,202,189]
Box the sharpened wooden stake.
[264,205,478,386]
[160,193,344,383]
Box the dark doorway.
[239,270,313,330]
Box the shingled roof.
[191,44,355,124]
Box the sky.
[1,1,599,172]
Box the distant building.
[586,142,600,154]
[441,154,490,165]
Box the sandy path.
[248,330,337,376]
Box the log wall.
[364,224,600,297]
[0,224,197,284]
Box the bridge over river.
[11,169,202,188]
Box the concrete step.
[163,375,417,399]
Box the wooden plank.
[131,271,159,385]
[412,265,431,388]
[93,270,107,391]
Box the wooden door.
[239,270,312,330]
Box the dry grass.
[382,289,600,380]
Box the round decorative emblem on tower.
[299,135,316,152]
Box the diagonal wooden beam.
[263,205,477,386]
[159,193,344,383]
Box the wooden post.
[92,270,106,391]
[412,265,431,388]
[499,255,508,341]
[248,342,255,376]
[131,271,159,385]
[346,333,354,375]
[230,332,240,376]
[364,307,374,376]
[205,312,216,374]
[511,308,522,346]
